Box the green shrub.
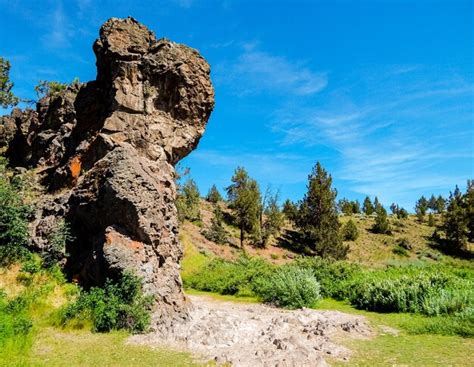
[62,272,152,333]
[392,245,409,257]
[43,219,73,268]
[254,266,321,308]
[184,256,272,296]
[345,265,473,317]
[294,256,362,298]
[342,219,359,241]
[0,159,31,265]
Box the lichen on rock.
[0,17,214,327]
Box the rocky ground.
[130,295,373,366]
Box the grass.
[0,261,200,367]
[27,328,198,367]
[316,299,474,366]
[180,231,211,282]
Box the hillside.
[180,198,471,267]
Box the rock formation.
[0,17,214,327]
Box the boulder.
[0,17,214,328]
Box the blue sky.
[0,0,472,210]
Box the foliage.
[201,205,229,244]
[261,189,284,246]
[254,266,321,308]
[34,80,68,99]
[226,167,261,247]
[295,162,348,259]
[427,213,435,227]
[363,196,375,215]
[42,219,73,268]
[0,57,19,107]
[176,178,201,223]
[0,158,31,265]
[344,265,474,318]
[338,198,361,215]
[397,207,409,219]
[415,195,429,221]
[282,199,298,222]
[342,219,359,241]
[61,272,152,333]
[372,206,391,234]
[443,186,468,250]
[184,256,272,296]
[466,180,474,242]
[294,256,362,298]
[206,184,223,203]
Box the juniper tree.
[415,196,429,222]
[295,162,348,259]
[176,178,201,222]
[261,191,284,247]
[226,167,261,247]
[363,196,374,215]
[282,199,298,222]
[465,180,474,242]
[435,195,446,213]
[342,219,359,241]
[0,57,19,108]
[374,196,383,212]
[443,186,468,249]
[206,184,223,203]
[202,204,228,244]
[372,206,391,234]
[428,194,438,212]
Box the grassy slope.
[181,224,474,366]
[0,264,198,367]
[188,200,473,267]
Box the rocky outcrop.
[0,17,214,327]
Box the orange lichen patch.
[69,156,82,179]
[105,231,144,252]
[129,241,143,251]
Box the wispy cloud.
[41,1,74,49]
[272,66,474,207]
[215,43,327,96]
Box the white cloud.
[215,44,327,96]
[41,1,74,49]
[271,67,474,207]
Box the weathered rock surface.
[0,17,214,326]
[131,295,373,366]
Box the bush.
[294,256,362,298]
[62,272,152,333]
[342,219,359,241]
[184,256,272,296]
[372,207,391,234]
[254,266,321,309]
[0,159,31,265]
[345,265,473,317]
[392,245,409,257]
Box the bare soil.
[130,295,373,366]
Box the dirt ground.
[130,295,373,366]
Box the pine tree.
[342,219,359,241]
[443,186,467,249]
[261,191,284,247]
[202,204,229,244]
[372,206,391,234]
[206,184,223,203]
[390,203,399,215]
[374,196,383,212]
[435,195,446,213]
[428,194,437,212]
[295,162,348,259]
[176,178,201,222]
[0,57,19,108]
[397,208,408,219]
[465,180,474,242]
[282,199,298,222]
[363,196,375,215]
[415,196,429,222]
[353,200,361,214]
[226,167,261,247]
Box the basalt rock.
[0,17,214,327]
